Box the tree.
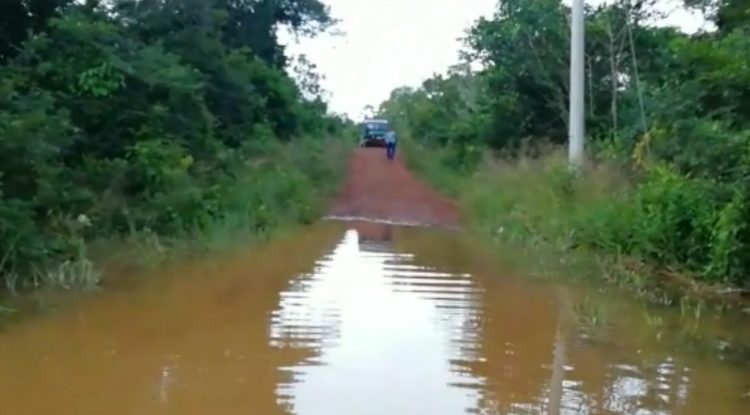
[0,0,72,62]
[0,0,345,289]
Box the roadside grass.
[107,136,348,271]
[35,240,101,291]
[404,140,749,310]
[401,140,750,364]
[2,136,350,301]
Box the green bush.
[406,141,750,289]
[383,0,750,290]
[0,0,353,293]
[630,166,718,267]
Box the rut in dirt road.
[328,148,460,228]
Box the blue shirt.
[385,131,397,144]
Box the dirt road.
[328,148,460,228]
[3,150,749,415]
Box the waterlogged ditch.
[0,221,748,414]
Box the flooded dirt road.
[1,221,749,414]
[329,149,461,228]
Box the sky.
[280,0,710,119]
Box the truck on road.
[359,119,393,148]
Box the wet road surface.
[1,221,749,414]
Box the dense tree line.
[0,0,350,291]
[381,0,750,288]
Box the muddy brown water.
[1,221,749,415]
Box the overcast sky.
[280,0,709,119]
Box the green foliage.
[0,0,351,292]
[36,239,100,291]
[411,142,750,289]
[707,189,749,283]
[384,0,750,288]
[573,296,608,327]
[0,0,73,62]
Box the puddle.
[0,222,748,414]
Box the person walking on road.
[385,130,397,161]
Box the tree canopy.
[0,0,350,289]
[379,0,750,286]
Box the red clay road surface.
[328,148,461,228]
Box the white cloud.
[280,0,497,119]
[281,0,709,119]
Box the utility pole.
[569,0,585,169]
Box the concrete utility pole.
[569,0,585,169]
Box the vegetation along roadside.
[380,0,750,310]
[0,0,353,310]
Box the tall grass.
[460,151,630,249]
[35,240,101,291]
[405,141,749,305]
[188,136,348,254]
[454,151,653,292]
[119,136,349,268]
[2,136,350,295]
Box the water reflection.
[271,225,484,413]
[269,223,750,415]
[0,222,747,415]
[356,221,393,244]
